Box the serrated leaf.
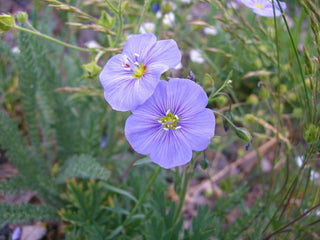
[56,154,110,183]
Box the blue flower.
[238,0,287,17]
[125,78,215,169]
[151,2,160,12]
[99,33,181,111]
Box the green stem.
[263,143,317,233]
[208,71,233,102]
[173,158,196,224]
[268,0,282,203]
[135,0,152,34]
[276,0,312,121]
[13,24,93,53]
[104,0,119,14]
[116,0,123,44]
[122,165,161,226]
[212,110,237,130]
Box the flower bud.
[304,124,320,143]
[151,3,160,12]
[81,61,102,79]
[200,157,209,170]
[247,94,259,105]
[235,127,253,150]
[0,14,14,33]
[259,87,269,100]
[292,108,303,118]
[162,2,173,14]
[16,11,28,23]
[98,11,115,28]
[121,1,130,11]
[187,70,196,82]
[279,84,287,94]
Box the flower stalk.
[122,165,161,227]
[173,157,196,224]
[13,24,93,53]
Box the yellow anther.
[159,110,180,130]
[133,63,147,79]
[255,3,264,9]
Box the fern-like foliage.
[0,202,57,225]
[33,39,77,161]
[56,154,110,184]
[0,175,27,195]
[0,112,60,205]
[18,26,47,170]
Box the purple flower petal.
[125,114,161,155]
[166,78,209,116]
[252,6,279,17]
[123,33,157,62]
[99,34,181,111]
[238,0,258,8]
[130,80,168,117]
[125,78,216,169]
[179,109,215,151]
[149,131,193,169]
[145,39,181,69]
[238,0,286,17]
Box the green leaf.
[56,154,110,183]
[102,183,137,202]
[133,157,152,166]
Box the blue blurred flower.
[125,78,215,169]
[238,0,287,17]
[99,34,181,111]
[151,2,160,12]
[12,227,21,240]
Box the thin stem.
[122,165,161,226]
[268,0,282,204]
[14,24,93,53]
[116,0,123,44]
[104,0,119,14]
[173,157,197,224]
[276,0,312,122]
[208,71,233,101]
[135,0,152,34]
[212,110,237,130]
[263,143,317,233]
[263,203,320,240]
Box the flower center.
[158,110,181,131]
[133,63,147,79]
[122,53,147,79]
[255,3,264,8]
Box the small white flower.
[181,0,191,3]
[295,156,304,168]
[156,11,162,18]
[190,49,205,64]
[163,12,175,27]
[11,46,20,54]
[139,22,155,34]
[84,40,101,49]
[204,27,218,35]
[310,170,320,181]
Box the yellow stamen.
[133,63,147,79]
[255,3,264,9]
[159,110,180,130]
